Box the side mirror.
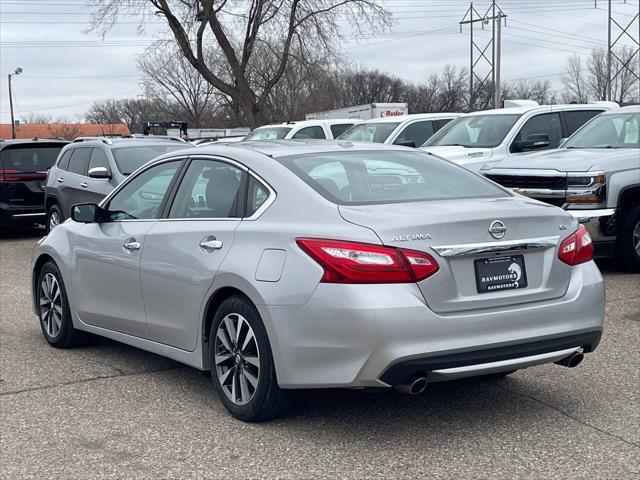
[395,140,417,148]
[514,133,550,152]
[71,203,98,223]
[88,166,111,179]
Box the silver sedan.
[31,141,604,421]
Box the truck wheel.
[616,204,640,272]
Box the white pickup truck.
[420,102,619,172]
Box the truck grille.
[485,174,567,190]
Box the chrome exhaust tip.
[555,351,584,368]
[394,376,428,395]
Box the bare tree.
[20,113,53,124]
[89,0,388,128]
[562,54,588,103]
[86,98,165,133]
[587,48,609,101]
[504,78,553,105]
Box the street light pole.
[7,67,22,139]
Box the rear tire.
[615,204,640,272]
[46,204,62,233]
[209,295,290,422]
[36,261,86,348]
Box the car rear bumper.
[260,261,605,389]
[0,204,46,225]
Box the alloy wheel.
[39,273,62,338]
[49,210,60,231]
[633,220,640,256]
[214,313,260,406]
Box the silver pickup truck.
[482,105,640,271]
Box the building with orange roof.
[0,123,131,140]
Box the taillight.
[296,238,439,284]
[558,225,593,265]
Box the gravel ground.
[1,226,638,480]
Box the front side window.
[169,159,244,219]
[511,113,562,152]
[278,150,508,205]
[393,121,434,147]
[244,127,292,141]
[424,114,521,148]
[111,145,187,175]
[292,126,326,140]
[563,111,640,149]
[88,148,110,173]
[337,122,401,143]
[106,161,180,220]
[66,148,92,176]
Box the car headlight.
[566,171,606,206]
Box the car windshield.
[337,122,401,143]
[278,150,508,205]
[563,111,640,149]
[424,114,521,148]
[112,145,187,175]
[244,127,292,141]
[0,144,65,173]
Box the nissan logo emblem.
[489,220,507,239]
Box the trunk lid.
[339,196,576,313]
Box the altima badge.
[488,220,507,239]
[391,233,432,242]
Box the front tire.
[36,261,86,348]
[209,295,290,421]
[616,204,640,272]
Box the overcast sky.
[1,0,638,124]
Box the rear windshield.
[278,150,509,205]
[112,145,187,175]
[337,122,400,143]
[0,144,65,172]
[245,127,292,141]
[424,114,521,148]
[563,111,640,149]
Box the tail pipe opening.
[554,350,584,368]
[394,375,428,395]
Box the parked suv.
[337,113,461,147]
[0,138,68,226]
[421,102,618,172]
[45,137,192,231]
[482,105,640,270]
[243,119,359,141]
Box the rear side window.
[564,110,603,135]
[57,150,72,170]
[0,144,65,173]
[393,121,434,147]
[330,124,353,138]
[246,176,270,217]
[292,126,326,139]
[67,148,92,176]
[279,150,508,205]
[434,118,454,133]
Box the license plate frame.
[474,255,528,294]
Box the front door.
[70,160,183,337]
[140,158,245,351]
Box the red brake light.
[558,225,593,265]
[296,238,439,284]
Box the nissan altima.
[31,141,604,421]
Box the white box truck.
[306,103,408,121]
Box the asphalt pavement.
[1,226,638,480]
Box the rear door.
[0,142,65,210]
[57,147,92,218]
[140,157,246,350]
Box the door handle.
[199,236,223,252]
[57,178,64,183]
[122,240,141,251]
[80,182,88,188]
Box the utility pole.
[7,67,22,139]
[460,1,507,110]
[601,0,639,101]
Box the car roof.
[465,103,616,117]
[181,139,415,159]
[67,138,192,149]
[600,104,639,114]
[0,138,68,150]
[361,113,463,124]
[256,119,359,129]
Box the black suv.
[45,137,191,231]
[0,139,68,226]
